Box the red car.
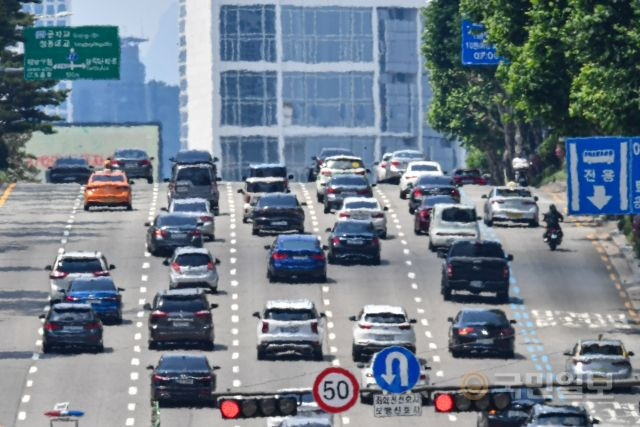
[452,168,487,186]
[413,195,459,235]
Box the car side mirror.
[58,289,66,293]
[592,418,600,424]
[89,165,95,169]
[213,157,219,162]
[146,365,154,370]
[197,221,204,227]
[286,188,291,193]
[252,311,261,319]
[117,287,125,292]
[481,195,488,199]
[563,350,572,356]
[301,202,307,206]
[534,196,539,201]
[163,178,170,182]
[210,303,218,309]
[320,313,327,318]
[215,258,221,265]
[237,189,244,194]
[129,180,135,185]
[312,156,317,161]
[47,166,52,169]
[374,162,379,165]
[216,176,223,182]
[143,303,152,311]
[356,362,365,369]
[325,227,332,232]
[447,317,454,323]
[160,207,168,211]
[38,313,46,319]
[371,183,377,187]
[149,156,155,161]
[507,254,514,261]
[509,319,517,324]
[241,176,247,181]
[628,351,635,356]
[169,157,175,162]
[212,365,221,371]
[424,365,432,370]
[144,221,151,226]
[409,319,417,324]
[348,315,357,321]
[288,174,294,180]
[109,264,116,270]
[443,171,448,175]
[162,259,170,266]
[383,206,389,211]
[264,245,271,250]
[476,216,482,220]
[44,265,52,271]
[322,245,329,251]
[366,169,371,173]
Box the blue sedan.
[265,234,328,283]
[64,277,124,323]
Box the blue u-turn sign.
[372,346,421,394]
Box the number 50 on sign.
[312,367,359,413]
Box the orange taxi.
[84,170,133,211]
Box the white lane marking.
[137,311,144,318]
[414,297,422,303]
[141,275,148,282]
[61,239,67,244]
[233,340,239,346]
[232,366,240,373]
[128,386,137,395]
[403,249,410,255]
[325,310,333,318]
[342,417,350,424]
[429,342,437,350]
[233,379,242,387]
[323,299,330,306]
[37,328,43,336]
[332,359,341,366]
[421,319,429,326]
[18,412,26,421]
[433,355,440,363]
[330,346,338,353]
[322,286,329,293]
[231,328,239,335]
[126,418,135,426]
[408,272,415,279]
[231,280,238,287]
[230,247,237,253]
[31,353,39,360]
[448,414,457,421]
[329,333,336,340]
[21,395,30,403]
[232,293,238,300]
[26,380,33,387]
[138,299,145,305]
[405,260,412,266]
[231,315,239,323]
[425,331,432,338]
[411,283,418,290]
[58,247,64,254]
[327,322,334,329]
[133,345,141,353]
[142,262,149,269]
[417,308,425,314]
[136,322,143,328]
[232,352,239,360]
[28,366,37,374]
[230,257,237,264]
[230,269,237,275]
[131,358,140,366]
[128,403,136,411]
[231,304,238,311]
[130,372,139,381]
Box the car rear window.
[157,296,207,312]
[325,159,363,169]
[320,149,353,158]
[450,241,505,258]
[461,310,508,325]
[250,167,287,178]
[247,181,286,193]
[70,279,116,292]
[55,158,87,166]
[172,201,208,212]
[264,309,317,321]
[441,208,476,222]
[279,239,319,251]
[334,221,374,234]
[417,175,453,186]
[50,308,94,322]
[57,258,103,273]
[114,149,146,159]
[256,196,298,208]
[421,196,457,207]
[411,164,438,172]
[91,175,125,183]
[344,200,378,210]
[364,313,407,324]
[394,151,422,159]
[157,215,198,227]
[176,253,211,266]
[175,150,212,163]
[158,356,209,371]
[176,167,212,185]
[496,188,532,198]
[330,176,368,186]
[580,344,624,356]
[534,414,587,425]
[456,169,480,176]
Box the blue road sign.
[566,137,640,215]
[461,20,503,66]
[372,346,421,394]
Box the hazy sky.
[72,0,179,85]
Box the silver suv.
[349,305,417,362]
[45,251,115,303]
[164,247,220,293]
[254,299,325,361]
[168,197,215,240]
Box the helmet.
[550,204,557,212]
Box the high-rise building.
[22,0,73,121]
[180,0,462,180]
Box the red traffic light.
[434,393,454,413]
[220,400,240,419]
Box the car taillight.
[195,310,211,319]
[207,261,215,270]
[171,262,181,272]
[379,162,387,168]
[49,270,68,279]
[65,295,81,302]
[261,321,269,333]
[327,187,339,194]
[110,160,120,167]
[458,327,474,335]
[138,159,151,166]
[192,229,202,237]
[151,311,168,321]
[331,237,341,246]
[420,374,427,380]
[499,328,514,336]
[321,170,332,176]
[371,237,379,246]
[93,270,109,277]
[446,263,454,278]
[311,321,318,333]
[84,322,101,330]
[339,212,350,218]
[311,253,325,261]
[154,229,168,238]
[200,215,212,222]
[372,212,384,218]
[153,374,169,382]
[419,209,430,218]
[272,252,288,260]
[358,323,372,329]
[451,189,460,198]
[502,265,509,278]
[44,322,61,331]
[399,324,411,330]
[413,189,423,198]
[391,160,400,167]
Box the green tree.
[0,0,66,179]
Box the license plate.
[551,233,558,239]
[477,338,494,345]
[64,326,83,331]
[292,256,307,260]
[281,327,299,333]
[63,176,76,181]
[172,321,191,327]
[172,233,187,239]
[272,221,287,226]
[347,239,364,245]
[343,192,356,197]
[124,163,135,169]
[177,378,194,385]
[375,335,393,341]
[507,212,523,219]
[470,280,483,288]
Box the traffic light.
[218,396,297,419]
[433,390,511,413]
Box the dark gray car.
[40,303,104,353]
[145,213,203,256]
[323,175,374,213]
[108,148,154,183]
[168,164,220,215]
[144,289,218,350]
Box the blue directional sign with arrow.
[566,137,640,215]
[372,346,421,394]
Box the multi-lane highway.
[1,181,639,426]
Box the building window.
[380,73,417,133]
[283,72,374,127]
[221,71,276,126]
[220,136,279,180]
[281,7,372,63]
[220,5,276,62]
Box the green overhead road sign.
[23,26,120,80]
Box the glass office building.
[180,0,461,180]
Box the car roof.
[173,246,211,256]
[336,219,373,225]
[531,404,588,416]
[58,251,103,259]
[433,203,474,211]
[342,197,379,205]
[392,149,422,155]
[56,156,86,161]
[277,234,319,242]
[362,305,405,315]
[245,177,287,183]
[249,163,286,168]
[156,212,198,220]
[259,192,296,199]
[320,147,353,154]
[495,186,530,191]
[324,155,363,162]
[159,353,208,363]
[579,339,623,346]
[175,163,212,170]
[265,299,315,310]
[458,308,507,316]
[70,276,115,285]
[51,303,93,310]
[173,150,212,162]
[159,288,205,297]
[408,160,440,166]
[114,148,147,154]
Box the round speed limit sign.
[312,367,359,413]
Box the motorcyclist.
[543,204,564,241]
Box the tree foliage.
[0,0,66,177]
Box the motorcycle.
[515,170,528,187]
[544,226,562,250]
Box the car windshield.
[57,258,103,273]
[417,175,453,186]
[70,279,116,292]
[534,414,587,425]
[175,253,211,266]
[55,158,86,166]
[250,166,287,178]
[157,297,206,312]
[364,313,407,324]
[411,164,438,171]
[450,242,505,258]
[334,222,373,234]
[461,310,508,325]
[158,356,209,372]
[50,308,93,322]
[325,159,363,169]
[91,175,125,183]
[394,151,422,159]
[422,196,456,207]
[176,167,212,185]
[496,188,532,198]
[344,200,378,210]
[247,181,286,193]
[441,208,476,222]
[256,196,298,208]
[580,344,624,356]
[264,309,317,321]
[157,215,198,227]
[114,149,146,159]
[172,202,208,212]
[279,239,319,251]
[330,176,367,186]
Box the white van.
[428,204,480,251]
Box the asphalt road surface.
[0,182,639,426]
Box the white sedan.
[399,161,443,199]
[336,197,388,238]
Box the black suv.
[252,193,306,236]
[144,289,218,350]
